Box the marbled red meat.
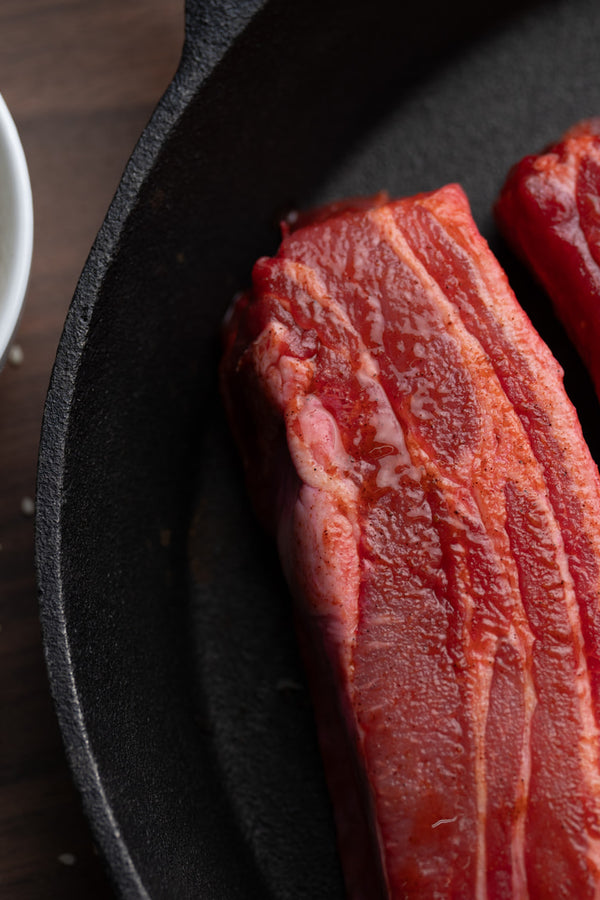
[495,118,600,397]
[220,184,600,899]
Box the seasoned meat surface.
[221,185,600,899]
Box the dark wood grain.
[0,2,184,896]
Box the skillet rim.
[34,2,269,895]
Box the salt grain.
[57,852,76,866]
[7,344,23,366]
[21,496,35,517]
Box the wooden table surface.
[0,3,185,896]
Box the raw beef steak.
[495,118,600,398]
[220,185,600,899]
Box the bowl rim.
[0,91,33,366]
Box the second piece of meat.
[495,118,600,397]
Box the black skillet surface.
[36,0,600,897]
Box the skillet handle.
[182,0,268,77]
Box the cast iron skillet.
[36,0,600,896]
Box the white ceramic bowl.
[0,93,33,367]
